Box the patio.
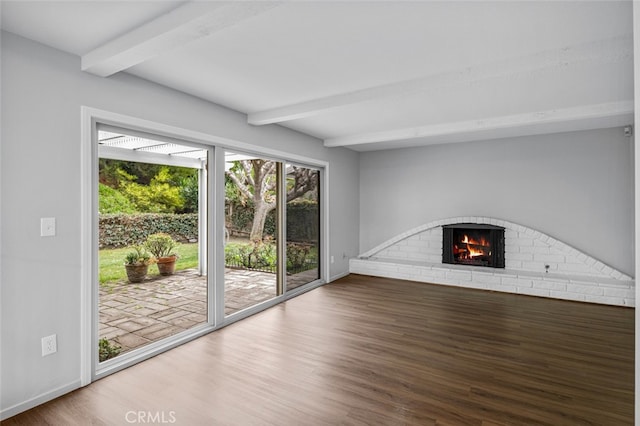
[99,268,318,355]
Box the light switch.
[41,217,56,237]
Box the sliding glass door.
[88,112,325,383]
[285,164,320,292]
[96,126,210,365]
[223,155,322,314]
[223,152,279,315]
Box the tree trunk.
[226,159,317,243]
[250,201,273,242]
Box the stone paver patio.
[99,268,318,356]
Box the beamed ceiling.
[0,1,633,151]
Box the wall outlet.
[40,217,56,237]
[330,256,335,264]
[42,334,57,356]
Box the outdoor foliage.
[99,183,136,214]
[99,243,199,284]
[227,202,276,238]
[178,173,199,213]
[99,159,198,214]
[124,245,152,265]
[224,241,317,274]
[99,213,197,248]
[286,200,319,242]
[226,200,317,242]
[100,240,316,285]
[225,160,318,242]
[100,159,159,187]
[224,241,277,271]
[98,338,121,362]
[120,167,185,213]
[145,233,178,258]
[286,243,313,270]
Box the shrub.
[120,168,185,213]
[99,213,198,248]
[224,241,317,274]
[99,183,136,214]
[286,243,312,270]
[224,241,277,272]
[98,338,121,362]
[252,241,277,269]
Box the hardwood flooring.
[4,274,634,425]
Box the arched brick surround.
[351,217,634,306]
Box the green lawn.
[99,243,199,284]
[100,239,318,285]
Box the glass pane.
[285,165,320,291]
[97,132,207,362]
[224,152,278,315]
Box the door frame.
[87,121,217,380]
[80,107,330,385]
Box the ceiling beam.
[323,101,634,148]
[82,1,281,77]
[248,35,632,126]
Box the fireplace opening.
[442,224,505,268]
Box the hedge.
[286,201,319,242]
[226,200,318,243]
[227,204,276,238]
[100,201,318,248]
[99,213,198,248]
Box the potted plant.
[124,245,153,283]
[145,233,179,276]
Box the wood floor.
[4,274,634,425]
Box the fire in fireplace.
[442,224,505,268]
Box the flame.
[461,235,488,246]
[467,245,485,258]
[461,234,489,258]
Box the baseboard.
[0,379,81,421]
[329,271,350,282]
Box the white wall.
[0,32,359,416]
[359,128,634,277]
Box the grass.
[99,243,199,284]
[99,238,318,285]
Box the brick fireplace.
[350,216,634,307]
[442,223,505,268]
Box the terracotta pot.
[124,263,149,283]
[156,256,177,276]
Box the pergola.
[97,128,250,275]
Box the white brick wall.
[376,227,443,263]
[353,216,635,307]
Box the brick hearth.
[351,216,634,307]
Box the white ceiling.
[1,1,634,151]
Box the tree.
[99,159,160,187]
[177,173,199,213]
[226,160,317,242]
[99,159,199,214]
